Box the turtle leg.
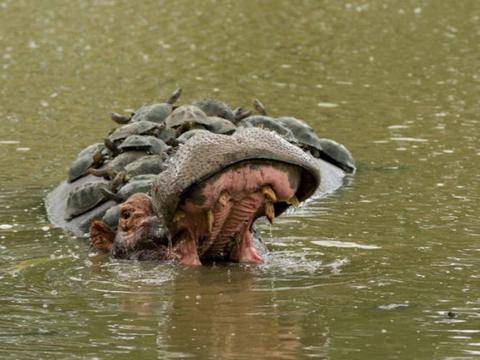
[90,220,115,252]
[88,167,109,178]
[100,188,124,203]
[110,171,127,192]
[104,138,120,157]
[91,149,105,168]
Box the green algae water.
[1,0,479,358]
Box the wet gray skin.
[46,127,346,239]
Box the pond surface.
[1,0,479,358]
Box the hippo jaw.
[151,128,321,265]
[167,159,315,265]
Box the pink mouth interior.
[172,161,302,265]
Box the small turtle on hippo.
[110,88,182,125]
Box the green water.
[1,0,479,358]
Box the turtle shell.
[157,127,177,145]
[68,143,106,183]
[108,121,160,143]
[118,135,170,155]
[176,129,211,144]
[102,204,120,229]
[65,180,109,219]
[116,177,155,201]
[205,116,237,135]
[238,116,297,143]
[165,105,210,129]
[192,99,235,121]
[94,151,148,177]
[317,138,356,173]
[123,155,165,178]
[131,103,174,124]
[276,116,323,151]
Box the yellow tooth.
[287,195,300,207]
[261,185,277,202]
[174,210,186,222]
[218,191,229,207]
[207,210,214,233]
[265,201,275,224]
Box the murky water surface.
[1,0,479,358]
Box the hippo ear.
[90,220,115,252]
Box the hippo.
[46,95,354,266]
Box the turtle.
[101,175,156,203]
[67,143,109,183]
[165,105,211,134]
[102,204,120,229]
[109,88,182,125]
[276,116,323,155]
[176,129,211,144]
[204,116,237,135]
[237,115,297,143]
[192,99,235,121]
[317,138,356,173]
[156,127,177,146]
[277,117,356,173]
[107,121,162,146]
[118,135,170,155]
[65,180,110,220]
[110,155,166,191]
[88,151,148,179]
[130,88,182,124]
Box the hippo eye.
[121,210,131,220]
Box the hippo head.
[90,128,322,265]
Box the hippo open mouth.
[167,159,316,265]
[147,127,321,265]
